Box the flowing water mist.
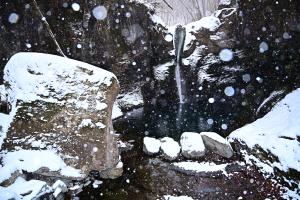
[174,25,186,104]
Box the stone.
[180,132,206,159]
[160,137,181,161]
[143,137,161,155]
[200,132,233,158]
[0,52,120,181]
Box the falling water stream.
[174,25,187,104]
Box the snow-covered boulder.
[200,132,233,158]
[160,137,181,161]
[143,137,161,155]
[180,132,205,159]
[0,52,121,183]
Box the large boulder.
[0,52,120,183]
[200,132,233,158]
[180,132,205,159]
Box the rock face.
[180,132,205,159]
[0,52,120,181]
[143,137,161,155]
[200,132,233,158]
[160,137,181,160]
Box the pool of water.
[114,104,235,141]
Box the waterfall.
[174,25,186,104]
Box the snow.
[219,0,231,6]
[153,61,172,81]
[172,161,228,175]
[0,150,83,183]
[78,119,94,129]
[92,5,108,20]
[224,86,235,97]
[164,195,194,200]
[112,103,123,119]
[71,3,80,11]
[0,177,50,200]
[164,34,173,42]
[219,49,234,62]
[8,13,19,24]
[143,137,161,154]
[4,53,116,107]
[256,90,284,115]
[160,137,181,160]
[229,88,300,172]
[259,41,269,53]
[117,89,144,109]
[180,132,205,158]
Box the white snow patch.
[180,132,205,158]
[153,61,172,81]
[112,103,123,119]
[0,150,82,183]
[143,137,161,155]
[160,137,181,160]
[0,177,50,200]
[164,195,194,200]
[173,161,228,175]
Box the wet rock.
[200,132,233,158]
[160,137,181,161]
[99,161,123,179]
[143,137,161,155]
[180,132,206,159]
[1,53,120,181]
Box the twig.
[162,0,173,10]
[31,0,66,57]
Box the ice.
[224,86,235,97]
[92,5,108,20]
[8,13,19,24]
[219,49,233,62]
[71,3,80,11]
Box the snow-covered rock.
[52,180,67,198]
[117,89,144,110]
[0,52,121,183]
[200,132,233,158]
[0,177,51,200]
[143,137,161,155]
[229,88,300,173]
[160,137,181,160]
[180,132,205,159]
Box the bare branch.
[31,0,66,57]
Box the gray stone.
[200,132,233,158]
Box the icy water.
[74,104,280,200]
[114,104,234,140]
